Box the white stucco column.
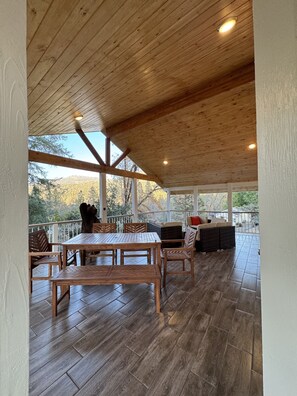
[100,173,107,222]
[0,0,28,394]
[254,1,297,395]
[166,189,171,221]
[227,183,233,223]
[131,178,138,222]
[193,186,199,215]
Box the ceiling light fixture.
[248,143,256,150]
[217,17,237,33]
[74,113,83,121]
[163,160,168,165]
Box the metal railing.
[28,209,259,242]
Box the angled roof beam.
[29,150,162,185]
[106,63,255,137]
[75,121,105,166]
[111,148,131,168]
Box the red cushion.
[191,216,202,225]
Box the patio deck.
[29,234,262,396]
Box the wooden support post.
[132,178,138,222]
[100,173,107,222]
[52,223,59,244]
[105,137,110,166]
[166,189,171,222]
[227,183,233,223]
[193,186,199,216]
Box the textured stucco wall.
[254,0,297,395]
[0,0,29,394]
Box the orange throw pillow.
[191,216,202,225]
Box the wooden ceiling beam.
[111,148,131,168]
[75,121,105,166]
[29,150,162,184]
[106,63,255,137]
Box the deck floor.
[29,234,262,395]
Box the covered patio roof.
[27,0,256,188]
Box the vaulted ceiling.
[27,0,256,187]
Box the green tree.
[88,186,99,206]
[28,186,48,224]
[28,135,70,185]
[233,192,258,209]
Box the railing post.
[193,186,198,215]
[132,178,138,222]
[227,183,233,224]
[52,223,59,244]
[100,173,107,222]
[166,189,171,222]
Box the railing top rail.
[29,219,82,227]
[107,214,133,219]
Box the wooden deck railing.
[29,210,259,242]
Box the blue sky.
[43,132,122,179]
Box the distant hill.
[52,175,98,185]
[50,175,99,205]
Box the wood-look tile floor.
[29,234,262,396]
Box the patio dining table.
[62,232,162,269]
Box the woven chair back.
[123,222,147,233]
[184,227,197,248]
[92,223,116,233]
[29,229,51,265]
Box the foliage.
[232,191,258,209]
[28,186,48,224]
[28,135,71,185]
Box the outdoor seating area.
[29,233,262,395]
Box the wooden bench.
[51,265,161,316]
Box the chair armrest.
[161,239,184,244]
[49,242,63,247]
[163,247,193,252]
[163,247,194,258]
[29,251,61,257]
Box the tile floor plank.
[229,310,254,353]
[216,345,252,396]
[180,372,215,396]
[75,346,139,396]
[177,311,210,354]
[212,298,236,331]
[191,326,228,386]
[130,327,180,388]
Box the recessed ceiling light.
[163,160,168,165]
[74,113,83,121]
[217,17,237,33]
[248,143,256,150]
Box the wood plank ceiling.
[27,0,256,187]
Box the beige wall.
[254,0,297,394]
[0,0,28,394]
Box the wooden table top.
[62,232,161,249]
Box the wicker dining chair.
[120,222,151,265]
[28,229,62,294]
[161,227,197,287]
[88,223,117,265]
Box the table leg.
[52,282,57,317]
[155,279,161,313]
[63,245,67,269]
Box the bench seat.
[51,265,161,316]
